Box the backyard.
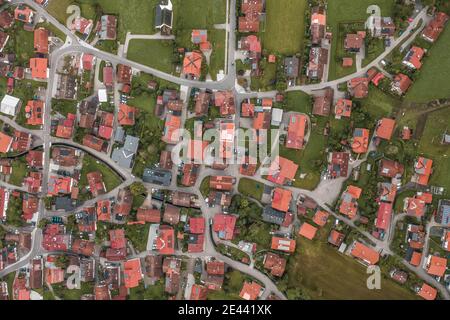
[79,154,123,194]
[237,178,264,201]
[284,224,419,300]
[262,0,307,55]
[405,25,450,103]
[47,0,158,42]
[126,40,175,74]
[327,0,395,80]
[417,107,450,194]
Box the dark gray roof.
[143,168,172,186]
[155,2,173,28]
[262,206,286,225]
[55,197,78,211]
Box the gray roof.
[111,135,140,169]
[124,135,139,154]
[143,168,172,186]
[155,3,173,28]
[262,206,286,226]
[114,126,125,143]
[284,57,299,77]
[55,197,78,211]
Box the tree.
[55,255,69,269]
[130,182,146,197]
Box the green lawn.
[406,25,450,103]
[359,86,400,119]
[129,280,167,300]
[127,40,175,74]
[417,107,450,195]
[79,154,122,194]
[172,0,227,80]
[238,178,264,201]
[362,38,385,67]
[124,223,150,252]
[9,157,28,186]
[208,29,226,80]
[52,99,78,116]
[200,176,211,198]
[284,91,313,113]
[284,224,419,300]
[327,0,395,80]
[262,0,307,55]
[250,59,277,91]
[8,24,35,66]
[47,0,158,42]
[280,117,328,190]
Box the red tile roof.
[351,241,380,265]
[403,46,425,69]
[162,114,181,144]
[334,99,352,118]
[271,236,296,253]
[410,251,422,266]
[313,210,329,227]
[155,225,175,255]
[375,202,392,231]
[189,217,205,234]
[25,100,44,126]
[263,252,286,277]
[422,12,449,42]
[392,73,412,95]
[34,28,48,54]
[190,284,208,300]
[123,258,142,288]
[286,114,307,149]
[30,58,47,79]
[427,255,447,277]
[298,222,318,240]
[109,229,126,249]
[118,104,136,126]
[103,66,113,87]
[0,132,12,153]
[418,283,437,300]
[183,51,203,78]
[375,118,395,140]
[239,281,262,300]
[271,188,292,213]
[413,157,433,186]
[210,176,234,191]
[348,77,369,98]
[213,214,237,240]
[352,128,370,154]
[267,156,298,185]
[136,208,161,223]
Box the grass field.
[417,107,450,194]
[327,0,394,80]
[47,0,158,42]
[280,117,328,190]
[285,224,419,300]
[127,40,175,74]
[262,0,307,55]
[405,25,450,103]
[172,0,227,80]
[9,157,28,186]
[238,178,264,201]
[359,86,400,119]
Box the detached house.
[155,0,174,35]
[422,12,449,43]
[402,46,425,70]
